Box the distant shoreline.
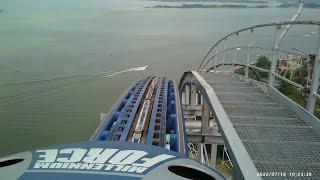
[146,4,265,9]
[145,3,320,9]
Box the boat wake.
[103,66,149,78]
[0,66,149,103]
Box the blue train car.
[0,141,225,179]
[91,76,188,155]
[0,76,226,179]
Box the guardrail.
[198,21,320,115]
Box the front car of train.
[0,76,226,180]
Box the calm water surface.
[0,0,319,156]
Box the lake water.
[0,0,319,156]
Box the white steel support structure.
[184,83,220,170]
[269,0,304,85]
[221,145,233,171]
[222,39,227,71]
[191,83,197,109]
[307,25,320,113]
[233,34,239,65]
[196,99,218,167]
[211,144,218,168]
[246,30,254,79]
[185,84,190,105]
[269,26,281,86]
[278,0,304,44]
[246,45,251,78]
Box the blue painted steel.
[117,77,153,141]
[0,141,226,180]
[166,80,179,152]
[97,78,147,141]
[161,79,169,147]
[93,80,140,141]
[105,77,150,141]
[95,76,186,154]
[146,77,163,145]
[146,77,168,147]
[98,131,109,141]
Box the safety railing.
[198,21,320,115]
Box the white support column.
[211,48,217,71]
[222,39,227,71]
[233,33,239,64]
[221,145,225,165]
[307,25,320,114]
[197,143,204,163]
[185,84,190,105]
[202,100,210,135]
[181,91,186,105]
[203,144,210,165]
[269,26,281,86]
[195,92,198,106]
[210,144,217,168]
[246,29,254,78]
[246,44,251,78]
[191,84,197,109]
[196,143,201,161]
[196,91,202,106]
[307,56,311,89]
[233,34,239,65]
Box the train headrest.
[0,141,226,180]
